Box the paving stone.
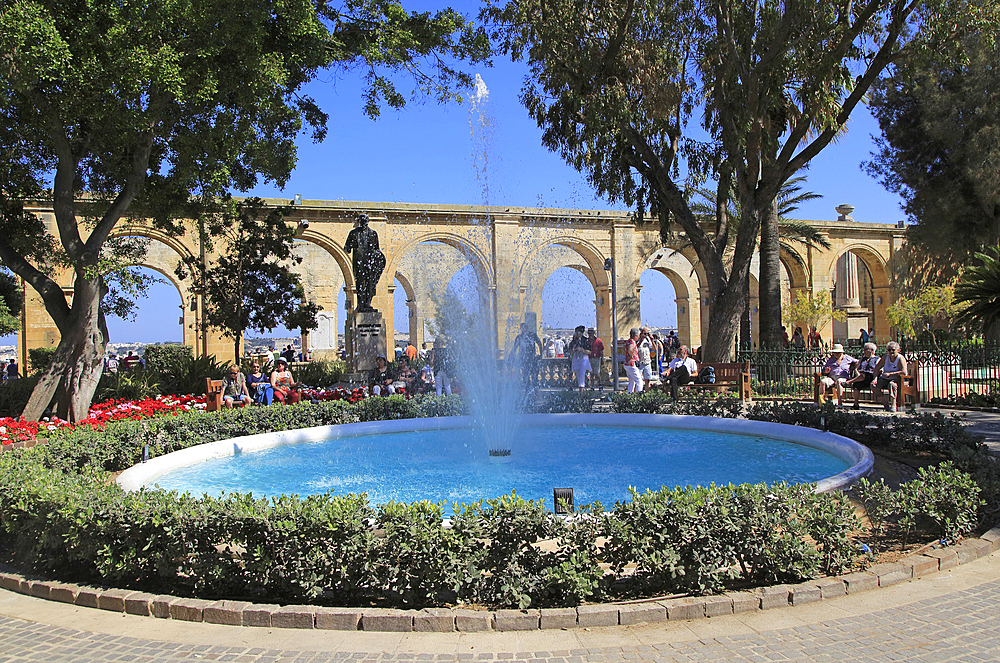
[756,585,791,610]
[839,572,878,594]
[362,609,413,632]
[956,538,992,562]
[664,597,705,621]
[726,591,759,614]
[27,580,52,600]
[703,595,734,617]
[74,586,102,609]
[617,603,665,626]
[495,609,540,631]
[169,598,214,622]
[96,588,134,613]
[0,572,20,592]
[924,548,959,570]
[316,607,363,631]
[813,578,846,599]
[242,604,278,628]
[203,600,251,626]
[866,563,913,587]
[123,592,158,617]
[271,605,315,629]
[789,583,821,605]
[47,582,80,604]
[577,605,619,628]
[979,526,1000,552]
[151,595,179,619]
[454,609,493,632]
[900,555,940,578]
[539,608,577,630]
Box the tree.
[486,0,982,362]
[178,199,321,364]
[955,247,1000,340]
[0,0,488,422]
[887,285,965,347]
[867,34,1000,283]
[783,291,845,340]
[0,270,22,336]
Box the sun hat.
[275,357,288,365]
[831,343,845,353]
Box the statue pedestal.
[346,309,386,377]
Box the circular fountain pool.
[117,414,873,505]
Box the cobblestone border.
[3,527,999,633]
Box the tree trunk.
[758,199,782,349]
[740,274,752,351]
[702,282,745,362]
[22,277,106,422]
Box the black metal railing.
[736,342,1000,401]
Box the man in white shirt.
[662,345,698,401]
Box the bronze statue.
[344,213,386,312]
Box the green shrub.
[27,347,56,376]
[94,370,161,402]
[609,390,672,413]
[413,394,468,418]
[295,359,347,388]
[530,390,595,414]
[143,344,193,377]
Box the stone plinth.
[347,309,386,374]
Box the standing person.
[511,322,542,389]
[222,366,252,408]
[543,338,556,358]
[432,337,453,396]
[568,325,590,393]
[859,328,870,345]
[405,342,417,362]
[588,328,604,391]
[638,327,654,391]
[624,328,643,393]
[873,341,908,413]
[6,357,19,380]
[808,326,822,349]
[419,342,429,360]
[282,345,295,364]
[105,352,119,375]
[247,361,273,405]
[781,326,790,348]
[652,333,664,375]
[792,326,806,350]
[819,343,858,406]
[553,335,565,358]
[270,357,302,404]
[662,345,698,401]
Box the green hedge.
[0,397,991,609]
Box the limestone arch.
[291,230,355,358]
[392,270,419,347]
[826,244,892,342]
[635,247,704,348]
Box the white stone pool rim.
[116,413,873,495]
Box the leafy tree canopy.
[0,0,489,421]
[484,0,988,361]
[178,199,320,363]
[867,33,1000,288]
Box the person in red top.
[624,327,643,392]
[781,325,790,349]
[808,326,822,349]
[587,328,604,391]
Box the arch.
[385,231,495,294]
[295,229,355,293]
[828,244,891,290]
[778,249,809,291]
[108,226,197,264]
[518,235,610,293]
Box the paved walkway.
[4,405,1000,662]
[2,552,1000,662]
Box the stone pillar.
[675,296,691,347]
[492,214,523,352]
[835,252,861,308]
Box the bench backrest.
[702,361,749,381]
[205,377,225,412]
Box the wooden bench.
[205,377,224,412]
[814,360,920,408]
[657,361,752,402]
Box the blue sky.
[3,4,904,347]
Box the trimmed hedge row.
[0,394,990,610]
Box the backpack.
[697,365,716,384]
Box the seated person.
[843,342,878,409]
[394,356,418,394]
[270,357,302,404]
[662,344,698,401]
[417,364,435,394]
[246,361,273,405]
[370,355,396,396]
[820,343,858,405]
[873,341,908,413]
[222,366,252,408]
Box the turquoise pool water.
[150,424,850,507]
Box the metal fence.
[735,343,1000,401]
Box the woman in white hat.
[819,343,858,406]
